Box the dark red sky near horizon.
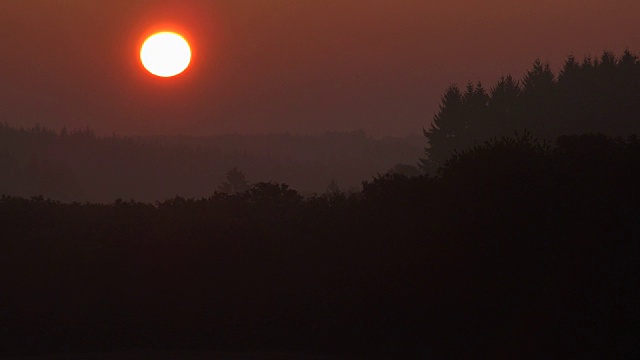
[1,0,638,137]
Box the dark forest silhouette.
[421,50,640,172]
[2,133,639,358]
[2,50,640,358]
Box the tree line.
[0,124,421,202]
[421,50,640,172]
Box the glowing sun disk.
[140,32,191,77]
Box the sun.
[140,32,191,78]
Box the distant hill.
[0,124,422,202]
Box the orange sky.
[1,0,638,136]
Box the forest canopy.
[421,50,640,172]
[2,132,639,358]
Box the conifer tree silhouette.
[420,85,465,172]
[487,75,521,138]
[520,59,556,138]
[422,50,640,173]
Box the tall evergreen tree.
[617,50,640,135]
[420,82,490,172]
[556,55,588,134]
[462,81,491,141]
[420,85,465,172]
[520,59,557,139]
[486,75,521,138]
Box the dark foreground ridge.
[1,133,640,358]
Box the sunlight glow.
[140,32,191,78]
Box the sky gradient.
[1,0,638,136]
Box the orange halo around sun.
[140,32,191,78]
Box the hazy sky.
[1,0,638,136]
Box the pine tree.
[420,85,465,172]
[487,75,522,138]
[463,81,491,142]
[420,82,490,172]
[520,59,557,139]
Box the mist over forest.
[0,125,422,202]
